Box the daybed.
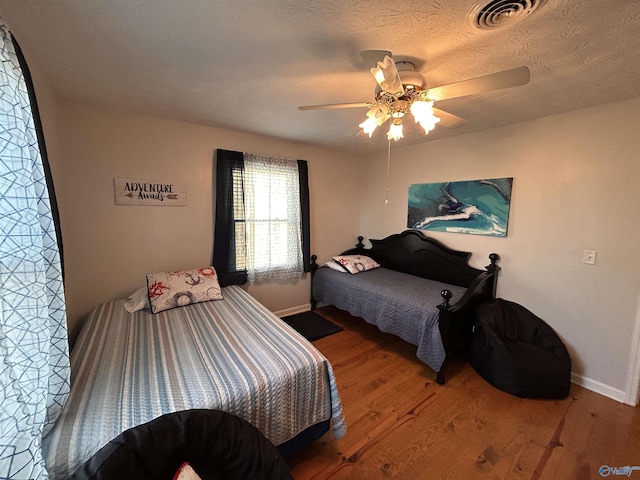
[311,229,500,384]
[43,284,346,479]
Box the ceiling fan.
[298,50,530,141]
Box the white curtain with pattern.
[0,20,70,479]
[243,154,304,284]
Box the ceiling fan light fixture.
[359,116,379,137]
[369,104,390,124]
[359,104,392,137]
[418,115,441,134]
[371,55,405,95]
[410,100,441,134]
[302,51,530,144]
[410,100,435,121]
[387,118,404,141]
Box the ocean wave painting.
[407,177,513,237]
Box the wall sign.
[114,177,187,206]
[408,177,513,237]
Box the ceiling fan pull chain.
[385,138,391,204]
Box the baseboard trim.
[571,372,627,404]
[623,292,640,406]
[274,304,311,318]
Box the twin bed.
[43,285,345,479]
[43,229,498,478]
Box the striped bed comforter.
[42,285,346,480]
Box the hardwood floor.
[286,306,640,480]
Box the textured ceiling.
[0,0,639,154]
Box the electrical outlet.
[582,250,597,265]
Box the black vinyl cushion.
[470,299,571,399]
[69,409,293,480]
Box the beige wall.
[29,49,640,402]
[359,97,640,401]
[48,101,363,342]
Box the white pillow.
[331,255,380,274]
[123,286,150,313]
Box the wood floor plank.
[533,389,640,479]
[287,306,640,480]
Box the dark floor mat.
[281,311,343,341]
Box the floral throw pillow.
[147,266,223,314]
[332,255,380,274]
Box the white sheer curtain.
[0,20,70,479]
[243,154,304,283]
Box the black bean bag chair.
[69,409,293,480]
[470,299,571,399]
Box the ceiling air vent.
[468,0,546,30]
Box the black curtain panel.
[213,149,248,286]
[297,160,311,272]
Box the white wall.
[359,97,640,402]
[49,101,363,342]
[29,49,640,402]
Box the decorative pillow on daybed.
[147,266,223,314]
[331,255,380,274]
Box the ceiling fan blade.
[298,102,370,111]
[370,55,405,96]
[432,108,468,129]
[428,66,530,101]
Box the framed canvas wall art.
[408,177,513,237]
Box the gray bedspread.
[313,267,466,372]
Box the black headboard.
[341,229,497,289]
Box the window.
[213,149,310,286]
